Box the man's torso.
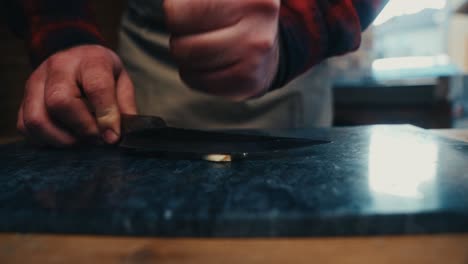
[120,0,332,129]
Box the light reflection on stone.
[368,126,439,211]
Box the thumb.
[164,0,242,34]
[116,70,137,114]
[80,61,120,144]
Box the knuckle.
[83,75,113,97]
[80,52,114,74]
[23,114,45,132]
[45,89,71,111]
[83,53,109,66]
[80,59,114,93]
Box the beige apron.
[118,13,333,130]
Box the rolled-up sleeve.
[274,0,388,88]
[2,0,105,68]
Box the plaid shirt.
[3,0,387,85]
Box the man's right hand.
[17,45,137,147]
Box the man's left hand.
[164,0,280,101]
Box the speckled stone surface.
[0,125,467,237]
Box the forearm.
[2,0,104,68]
[273,0,388,88]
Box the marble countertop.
[0,125,467,237]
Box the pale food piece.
[203,154,232,162]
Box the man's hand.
[17,45,137,147]
[165,0,281,101]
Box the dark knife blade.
[119,114,330,155]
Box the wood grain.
[0,234,467,264]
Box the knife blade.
[119,114,329,157]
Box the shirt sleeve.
[273,0,388,88]
[2,0,105,68]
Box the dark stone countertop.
[0,125,467,237]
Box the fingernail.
[102,129,120,144]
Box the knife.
[119,114,329,159]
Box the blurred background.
[331,0,468,128]
[0,0,467,138]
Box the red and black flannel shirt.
[2,0,387,87]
